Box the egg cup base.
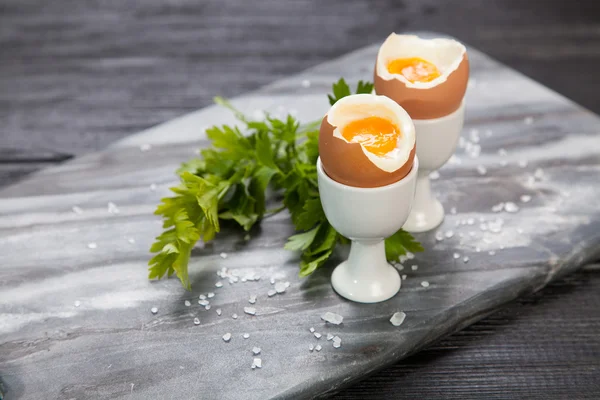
[331,240,401,303]
[403,171,444,232]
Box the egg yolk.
[342,116,400,156]
[387,57,441,83]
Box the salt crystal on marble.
[480,223,488,231]
[476,165,487,175]
[435,231,444,241]
[87,242,97,249]
[140,143,152,152]
[274,282,287,294]
[463,256,470,263]
[72,206,83,215]
[390,311,406,327]
[498,148,507,156]
[249,295,257,304]
[241,278,247,282]
[219,252,228,259]
[215,282,223,288]
[267,289,276,297]
[321,312,343,325]
[301,79,311,88]
[184,300,191,307]
[402,274,407,280]
[450,207,457,215]
[476,247,481,252]
[244,307,256,316]
[396,264,404,271]
[285,281,290,288]
[205,305,211,310]
[315,344,322,352]
[489,250,496,255]
[269,277,275,285]
[504,202,519,213]
[534,168,544,179]
[194,318,200,325]
[243,333,249,339]
[453,253,460,259]
[332,336,342,348]
[127,237,136,244]
[467,218,475,225]
[520,195,532,203]
[421,281,430,288]
[327,333,334,341]
[74,300,81,307]
[199,299,209,306]
[151,307,158,314]
[232,313,238,319]
[252,347,261,355]
[492,203,504,212]
[411,265,418,271]
[430,171,440,180]
[524,116,534,125]
[107,202,120,214]
[469,231,476,237]
[445,230,454,239]
[150,183,157,191]
[207,292,215,298]
[222,333,232,342]
[314,332,322,339]
[518,160,528,168]
[500,160,508,167]
[309,344,314,352]
[199,294,207,300]
[517,228,524,234]
[216,308,222,316]
[309,327,315,333]
[500,245,505,250]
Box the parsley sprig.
[149,79,423,289]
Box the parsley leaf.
[328,78,375,105]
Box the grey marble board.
[1,36,600,400]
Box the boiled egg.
[374,33,469,120]
[319,94,416,188]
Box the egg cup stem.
[331,239,401,303]
[402,170,444,232]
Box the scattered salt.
[244,307,256,316]
[315,344,322,352]
[332,336,342,348]
[321,312,344,325]
[199,299,209,306]
[314,332,322,339]
[87,242,97,249]
[127,237,136,244]
[194,318,200,325]
[518,160,528,168]
[140,143,152,152]
[411,265,418,271]
[301,79,311,88]
[489,250,496,256]
[463,256,470,263]
[520,195,532,203]
[150,183,157,191]
[216,308,222,316]
[534,168,544,179]
[219,252,228,259]
[453,253,460,259]
[249,295,257,304]
[222,333,232,342]
[524,116,534,125]
[450,207,457,215]
[72,206,83,215]
[327,333,334,341]
[504,202,519,213]
[402,274,407,280]
[107,202,120,214]
[476,165,487,175]
[232,313,238,319]
[435,231,444,241]
[498,148,507,156]
[445,230,454,239]
[252,358,262,369]
[207,292,215,298]
[309,327,315,333]
[252,347,261,355]
[267,289,277,297]
[421,281,430,288]
[243,333,250,339]
[74,300,81,307]
[309,344,314,352]
[492,203,505,212]
[390,311,406,327]
[199,294,207,300]
[184,300,191,307]
[469,231,476,237]
[151,307,158,314]
[467,218,475,225]
[215,282,223,288]
[274,282,287,294]
[517,228,524,234]
[205,305,211,310]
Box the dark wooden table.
[1,0,599,398]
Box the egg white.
[376,33,466,89]
[326,94,415,173]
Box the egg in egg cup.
[318,94,417,303]
[374,33,469,232]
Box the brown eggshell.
[319,117,416,188]
[374,54,469,120]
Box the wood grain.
[1,0,600,398]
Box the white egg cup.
[317,156,418,303]
[402,100,465,233]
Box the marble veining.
[1,39,600,399]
